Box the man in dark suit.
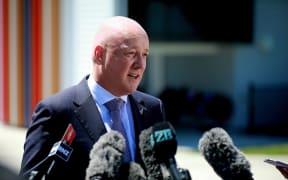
[20,16,166,179]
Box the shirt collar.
[88,75,128,105]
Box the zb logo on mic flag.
[150,129,174,147]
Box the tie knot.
[104,98,124,112]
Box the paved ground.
[0,122,287,179]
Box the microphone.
[198,127,254,180]
[118,162,146,180]
[28,123,76,180]
[86,130,146,180]
[86,130,125,180]
[139,121,191,180]
[139,126,163,180]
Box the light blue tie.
[104,98,131,162]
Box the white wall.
[60,0,127,89]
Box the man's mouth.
[128,73,139,79]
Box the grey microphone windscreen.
[198,127,254,180]
[86,131,125,180]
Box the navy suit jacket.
[20,75,166,180]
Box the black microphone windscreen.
[86,131,126,180]
[139,126,163,180]
[150,121,177,162]
[198,127,254,180]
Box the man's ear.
[93,45,104,64]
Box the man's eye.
[143,53,149,57]
[126,51,136,57]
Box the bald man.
[20,16,166,180]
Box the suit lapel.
[73,76,106,142]
[129,93,150,164]
[129,93,147,132]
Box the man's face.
[100,34,149,96]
